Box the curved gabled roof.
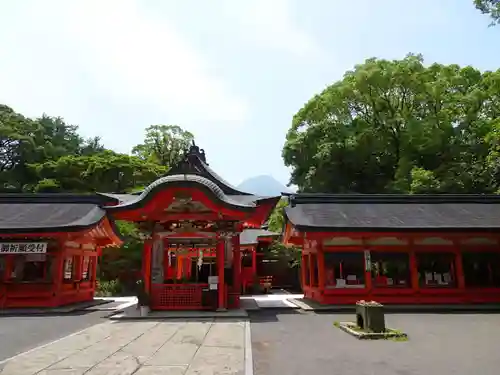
[105,174,255,212]
[99,143,280,225]
[240,228,279,245]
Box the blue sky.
[0,0,498,187]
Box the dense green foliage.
[475,0,500,24]
[0,106,187,193]
[267,198,288,233]
[0,104,194,292]
[283,54,500,194]
[132,124,194,167]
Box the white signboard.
[0,242,48,254]
[364,250,371,271]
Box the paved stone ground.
[0,319,246,375]
[0,309,119,362]
[250,310,500,375]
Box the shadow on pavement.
[247,309,304,323]
[110,317,248,323]
[0,309,107,318]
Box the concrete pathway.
[240,293,303,309]
[0,310,116,362]
[94,296,138,312]
[110,307,248,320]
[0,320,248,375]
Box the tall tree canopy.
[30,151,166,193]
[267,198,288,233]
[0,104,195,292]
[132,124,194,167]
[0,105,192,193]
[474,0,500,24]
[283,54,500,194]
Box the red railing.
[150,283,209,310]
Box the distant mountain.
[237,175,294,196]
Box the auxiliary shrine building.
[0,194,123,308]
[283,194,500,305]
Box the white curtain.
[151,238,164,283]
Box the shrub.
[96,279,123,297]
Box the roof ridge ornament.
[187,140,208,164]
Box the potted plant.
[135,279,150,317]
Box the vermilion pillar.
[409,244,419,291]
[251,246,257,277]
[317,245,325,291]
[216,234,226,310]
[232,234,241,294]
[143,239,153,294]
[308,253,313,286]
[54,241,66,290]
[454,247,465,289]
[301,253,306,288]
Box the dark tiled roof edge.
[0,193,116,205]
[288,224,500,233]
[287,193,500,205]
[0,205,108,234]
[240,228,280,245]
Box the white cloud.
[221,0,322,59]
[0,0,248,130]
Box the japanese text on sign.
[0,242,48,254]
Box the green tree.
[132,124,194,167]
[0,107,108,191]
[0,105,38,190]
[283,54,500,194]
[30,150,166,193]
[98,220,144,293]
[267,198,288,232]
[267,241,301,269]
[474,0,500,25]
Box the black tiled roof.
[284,194,500,232]
[0,193,115,205]
[0,202,106,233]
[240,229,279,245]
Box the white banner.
[0,242,48,254]
[364,250,371,271]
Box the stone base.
[336,322,408,340]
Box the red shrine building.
[239,228,279,293]
[283,193,500,305]
[101,144,280,310]
[0,194,123,309]
[0,144,279,311]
